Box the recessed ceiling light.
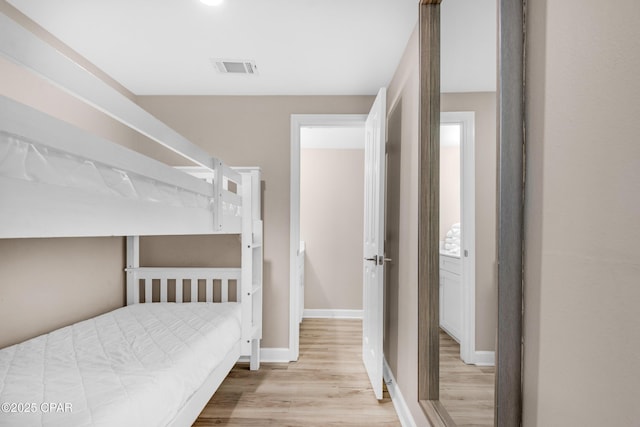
[200,0,224,6]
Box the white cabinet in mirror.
[439,252,462,342]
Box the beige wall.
[140,235,241,268]
[524,0,640,425]
[0,238,125,348]
[300,148,364,311]
[441,92,497,351]
[440,145,461,240]
[135,96,374,348]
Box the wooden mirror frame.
[417,1,524,426]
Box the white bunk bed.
[0,10,263,427]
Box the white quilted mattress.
[0,302,241,427]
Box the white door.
[362,88,386,400]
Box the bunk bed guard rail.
[0,96,244,237]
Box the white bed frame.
[0,9,263,427]
[124,265,262,427]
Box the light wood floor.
[194,319,400,426]
[439,329,495,427]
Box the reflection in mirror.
[438,114,496,426]
[438,0,497,425]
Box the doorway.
[438,111,478,365]
[289,114,367,361]
[299,126,366,320]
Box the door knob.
[383,257,392,263]
[364,257,377,262]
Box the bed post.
[213,158,224,232]
[237,168,262,371]
[250,339,261,371]
[126,236,140,305]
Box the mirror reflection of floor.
[440,329,495,427]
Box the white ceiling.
[8,0,496,96]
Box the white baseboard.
[383,357,417,427]
[474,351,495,366]
[302,309,363,319]
[238,347,291,364]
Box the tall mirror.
[418,0,523,425]
[438,1,497,425]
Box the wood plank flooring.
[193,319,400,426]
[439,330,495,427]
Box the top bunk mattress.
[0,302,241,427]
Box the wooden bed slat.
[206,279,213,303]
[191,279,198,303]
[145,279,152,304]
[176,280,183,303]
[222,279,229,303]
[160,278,168,303]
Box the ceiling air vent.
[212,59,258,75]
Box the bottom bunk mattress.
[0,302,242,427]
